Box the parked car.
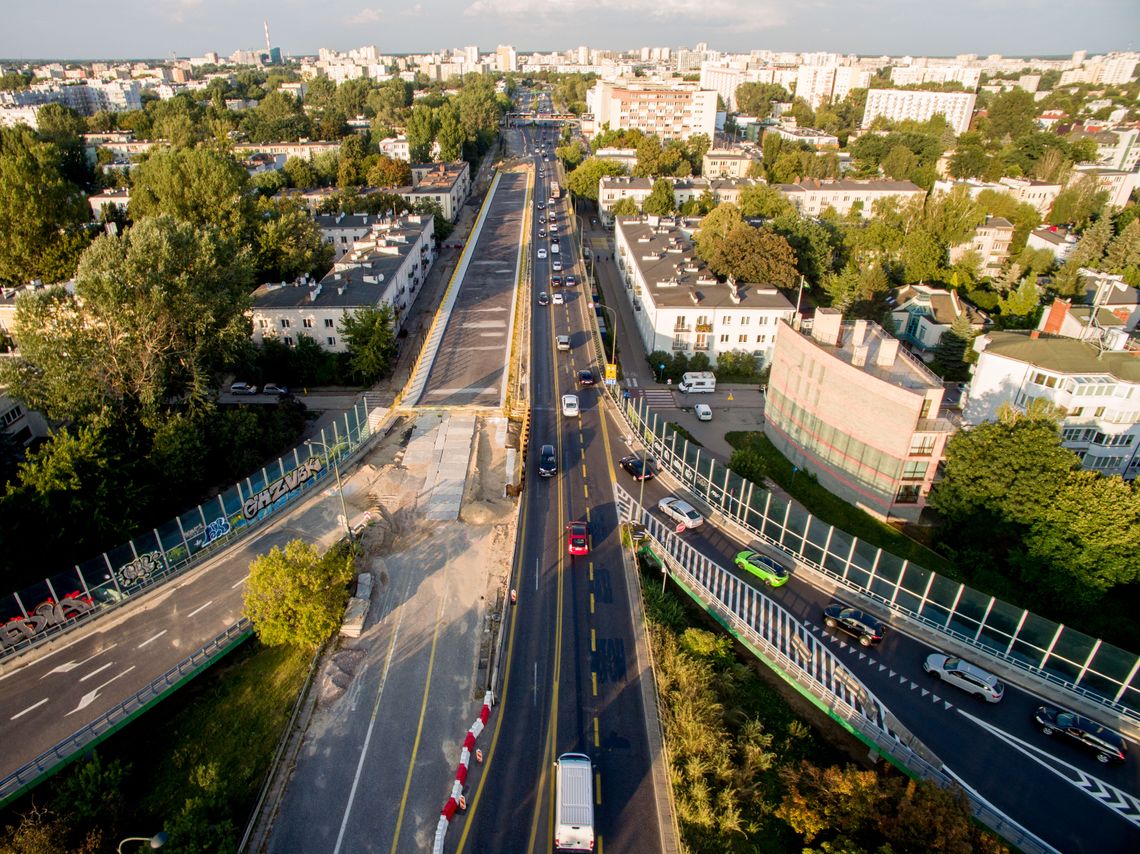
[566,522,589,556]
[694,403,712,421]
[539,444,557,477]
[822,605,885,646]
[537,292,550,306]
[657,496,704,529]
[552,292,565,305]
[577,369,595,386]
[262,383,290,396]
[923,654,1004,703]
[619,455,656,481]
[561,394,580,417]
[733,550,789,587]
[229,382,258,395]
[1034,706,1127,764]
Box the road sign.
[605,364,617,382]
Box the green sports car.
[734,550,790,587]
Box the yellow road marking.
[592,671,597,696]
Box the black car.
[538,443,557,477]
[822,605,885,646]
[577,369,595,386]
[619,455,656,481]
[1035,705,1127,764]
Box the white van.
[694,403,713,421]
[554,753,595,852]
[678,371,716,393]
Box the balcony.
[695,322,713,333]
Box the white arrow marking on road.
[80,661,115,682]
[186,600,213,619]
[66,666,136,716]
[41,644,118,677]
[11,698,48,720]
[138,630,167,649]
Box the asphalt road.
[456,125,663,854]
[418,169,529,408]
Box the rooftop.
[778,178,923,193]
[979,331,1140,382]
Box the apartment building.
[889,65,981,90]
[316,213,385,261]
[1059,52,1140,86]
[932,177,1062,218]
[702,149,759,178]
[1071,165,1140,209]
[87,188,131,221]
[1027,226,1078,262]
[766,311,956,521]
[966,331,1140,479]
[585,80,717,142]
[613,216,795,367]
[862,89,977,135]
[763,125,840,149]
[777,178,924,219]
[378,136,411,162]
[597,176,763,224]
[888,284,989,361]
[949,215,1014,275]
[251,214,435,352]
[400,160,471,220]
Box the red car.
[566,523,589,556]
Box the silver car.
[657,496,704,530]
[923,653,1004,703]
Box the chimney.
[811,307,843,346]
[851,319,868,348]
[875,337,900,367]
[1041,298,1070,335]
[852,345,869,367]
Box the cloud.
[400,4,425,15]
[165,0,204,24]
[346,7,384,24]
[462,0,787,31]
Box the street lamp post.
[118,832,168,853]
[305,439,352,541]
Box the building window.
[901,461,929,480]
[258,318,269,328]
[720,334,729,343]
[722,316,732,325]
[1,405,23,427]
[740,316,751,325]
[284,336,293,346]
[909,435,936,456]
[895,485,921,503]
[303,318,313,328]
[756,335,766,343]
[738,334,748,343]
[327,337,336,346]
[325,318,335,328]
[280,319,291,329]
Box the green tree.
[256,198,333,282]
[738,183,796,219]
[641,178,676,215]
[610,197,639,217]
[436,103,466,162]
[565,156,627,201]
[769,213,840,283]
[701,223,799,286]
[900,229,946,282]
[1104,218,1140,284]
[982,89,1039,142]
[734,82,789,118]
[243,539,354,649]
[998,271,1041,323]
[282,155,318,189]
[930,312,976,380]
[405,103,437,162]
[0,216,253,424]
[0,126,91,285]
[130,147,254,242]
[339,303,398,383]
[684,133,711,174]
[1049,175,1108,228]
[366,154,412,188]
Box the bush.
[714,349,762,382]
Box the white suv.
[923,653,1004,703]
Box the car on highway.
[229,381,258,395]
[657,496,703,529]
[537,292,550,305]
[577,369,595,386]
[923,654,1004,703]
[539,444,557,477]
[539,215,545,223]
[552,260,562,271]
[1034,706,1127,763]
[822,605,885,646]
[552,292,565,305]
[538,229,546,237]
[733,551,789,587]
[561,394,579,417]
[537,202,545,209]
[566,522,589,556]
[551,236,560,244]
[565,275,577,287]
[551,275,562,287]
[537,248,548,259]
[619,455,656,481]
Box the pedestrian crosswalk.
[625,376,640,388]
[640,389,677,408]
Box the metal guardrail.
[617,489,1056,854]
[0,619,253,807]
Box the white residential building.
[1072,166,1140,209]
[889,65,981,91]
[87,188,130,221]
[585,80,718,142]
[1027,227,1078,262]
[597,176,763,225]
[251,214,435,353]
[777,178,925,219]
[966,331,1140,479]
[949,216,1014,276]
[316,213,385,261]
[888,284,988,361]
[764,125,839,149]
[613,216,795,367]
[400,161,471,221]
[378,136,411,162]
[862,89,977,135]
[702,148,759,178]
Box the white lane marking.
[41,645,117,678]
[137,630,167,649]
[231,574,249,590]
[66,666,136,716]
[11,698,48,720]
[186,600,213,619]
[79,661,115,682]
[332,572,415,854]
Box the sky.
[0,0,1137,61]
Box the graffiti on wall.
[116,551,165,589]
[1,592,96,651]
[194,516,232,550]
[242,456,323,520]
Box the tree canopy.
[565,156,627,201]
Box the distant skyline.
[1,0,1137,61]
